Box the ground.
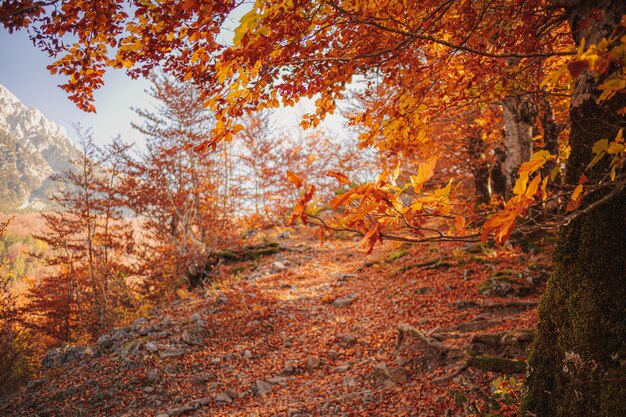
[0,227,549,417]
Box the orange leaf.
[327,171,351,185]
[286,170,304,188]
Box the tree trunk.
[523,2,626,415]
[501,96,536,196]
[467,133,492,204]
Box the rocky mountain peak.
[0,83,81,211]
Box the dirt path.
[1,229,543,417]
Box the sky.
[0,16,348,150]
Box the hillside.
[0,84,80,211]
[0,228,550,416]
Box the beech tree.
[27,129,135,342]
[2,1,626,415]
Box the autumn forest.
[1,1,625,416]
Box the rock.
[337,334,357,348]
[166,404,195,416]
[305,355,321,372]
[361,390,380,405]
[42,346,88,368]
[225,389,239,399]
[97,334,114,350]
[333,294,357,308]
[252,380,273,397]
[189,313,201,323]
[159,349,186,359]
[132,317,148,330]
[267,376,289,386]
[371,363,410,386]
[156,413,168,417]
[147,369,159,382]
[272,261,287,271]
[182,329,204,346]
[189,398,211,407]
[216,293,228,304]
[342,376,357,387]
[280,365,296,376]
[334,364,350,373]
[144,387,155,393]
[214,392,233,404]
[145,342,159,353]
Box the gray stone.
[305,355,321,372]
[337,334,357,348]
[159,349,186,359]
[280,365,296,376]
[145,342,159,353]
[144,386,155,393]
[214,393,233,404]
[371,362,410,386]
[147,369,159,382]
[252,380,273,397]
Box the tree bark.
[523,2,626,416]
[501,96,536,196]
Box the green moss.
[386,248,408,263]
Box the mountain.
[0,83,81,211]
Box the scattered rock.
[333,294,358,308]
[147,369,159,382]
[342,376,357,387]
[272,261,288,271]
[337,334,357,348]
[267,376,289,386]
[280,365,296,376]
[182,329,204,346]
[189,313,201,323]
[214,392,233,404]
[371,362,410,386]
[144,342,159,353]
[305,355,321,372]
[144,387,155,393]
[334,364,350,373]
[42,346,89,368]
[252,380,273,397]
[159,349,186,359]
[165,404,195,416]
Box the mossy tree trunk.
[523,1,626,416]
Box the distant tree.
[26,128,135,342]
[127,75,237,293]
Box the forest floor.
[0,226,551,417]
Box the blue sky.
[0,29,151,147]
[0,17,348,150]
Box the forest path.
[1,228,543,417]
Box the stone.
[166,404,195,416]
[305,355,321,372]
[97,334,114,350]
[252,380,273,397]
[267,376,289,386]
[145,342,159,353]
[280,365,296,376]
[337,334,358,348]
[371,363,410,386]
[342,376,357,387]
[144,386,155,393]
[182,330,204,346]
[147,369,159,382]
[333,295,357,308]
[159,349,186,359]
[272,261,288,271]
[189,313,201,322]
[214,392,233,404]
[334,364,350,373]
